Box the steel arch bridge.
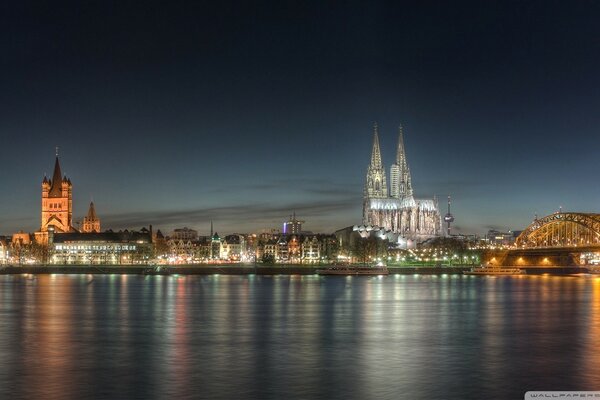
[515,212,600,249]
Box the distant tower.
[389,124,413,199]
[283,211,304,235]
[364,123,388,199]
[81,201,101,233]
[444,195,455,236]
[211,230,221,260]
[41,150,73,233]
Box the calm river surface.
[0,274,599,399]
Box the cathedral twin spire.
[365,123,388,198]
[391,124,413,198]
[365,123,413,199]
[370,123,383,169]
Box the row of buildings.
[0,154,340,265]
[1,124,473,265]
[2,153,154,265]
[163,230,338,264]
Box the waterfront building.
[12,231,32,246]
[194,236,212,260]
[9,232,38,264]
[256,234,338,263]
[171,227,198,241]
[211,232,222,259]
[485,230,521,247]
[258,229,281,242]
[81,202,101,233]
[222,234,246,261]
[277,236,289,262]
[261,238,278,260]
[317,234,339,261]
[245,234,258,257]
[362,124,441,245]
[0,238,8,264]
[37,153,75,242]
[166,238,196,263]
[301,236,320,263]
[50,229,153,264]
[287,235,301,262]
[152,229,170,260]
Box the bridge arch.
[515,212,600,248]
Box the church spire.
[81,200,101,233]
[370,122,383,168]
[48,154,64,197]
[364,122,388,199]
[396,124,406,165]
[393,124,413,198]
[87,201,97,220]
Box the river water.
[0,274,599,399]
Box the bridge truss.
[516,212,600,248]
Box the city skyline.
[1,2,599,236]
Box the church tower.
[364,123,388,199]
[390,124,413,198]
[82,201,101,233]
[41,152,73,233]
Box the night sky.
[1,1,599,236]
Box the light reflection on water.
[0,274,599,399]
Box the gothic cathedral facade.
[363,123,441,242]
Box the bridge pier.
[502,251,579,267]
[483,248,587,267]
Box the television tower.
[444,195,455,236]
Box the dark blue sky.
[1,1,599,236]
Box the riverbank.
[0,264,473,275]
[0,265,588,275]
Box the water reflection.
[0,275,597,399]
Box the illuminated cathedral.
[362,123,441,244]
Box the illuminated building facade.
[166,238,196,263]
[0,238,8,264]
[257,234,337,263]
[485,230,520,247]
[211,232,222,259]
[362,124,441,244]
[162,233,250,263]
[12,231,32,246]
[301,236,320,262]
[283,212,304,234]
[40,154,74,235]
[171,227,198,241]
[222,234,246,261]
[50,230,153,264]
